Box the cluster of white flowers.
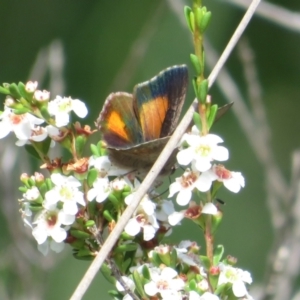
[0,81,87,146]
[167,125,245,225]
[6,79,252,299]
[115,241,253,300]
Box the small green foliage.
[114,243,138,253]
[133,270,148,299]
[190,53,202,76]
[13,107,31,114]
[39,106,51,120]
[108,192,120,207]
[207,104,218,129]
[193,112,202,131]
[195,7,203,31]
[200,255,211,270]
[75,135,85,156]
[213,245,224,265]
[87,169,98,187]
[142,265,150,280]
[200,11,212,32]
[70,229,91,239]
[169,248,178,269]
[101,263,116,285]
[8,83,21,99]
[184,6,194,32]
[84,220,96,228]
[0,85,10,95]
[90,143,100,156]
[198,79,208,103]
[103,209,114,222]
[18,82,32,100]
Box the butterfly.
[96,65,188,175]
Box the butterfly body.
[97,65,188,173]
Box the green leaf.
[200,11,212,33]
[188,279,197,290]
[103,209,114,222]
[121,258,132,273]
[90,144,100,156]
[18,82,32,100]
[14,107,31,114]
[207,104,218,129]
[200,255,211,270]
[151,251,163,267]
[75,135,85,156]
[169,249,177,269]
[18,186,27,193]
[40,106,51,120]
[101,263,116,285]
[45,178,53,190]
[24,144,41,160]
[107,290,122,300]
[28,204,43,212]
[70,229,91,239]
[108,193,119,207]
[184,6,193,32]
[195,7,203,31]
[142,265,150,280]
[213,245,224,265]
[114,243,138,253]
[8,83,21,99]
[215,102,233,123]
[69,239,85,250]
[84,220,96,228]
[198,79,208,103]
[0,86,10,95]
[133,270,147,299]
[192,77,200,100]
[190,54,202,76]
[193,112,202,131]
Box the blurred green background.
[0,0,300,299]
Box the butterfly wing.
[97,92,143,148]
[133,65,188,141]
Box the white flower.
[87,177,110,203]
[202,203,218,215]
[111,177,128,191]
[207,164,245,193]
[155,199,175,223]
[32,207,74,246]
[48,96,88,127]
[189,291,220,300]
[124,194,159,241]
[218,264,252,298]
[177,127,228,172]
[116,276,135,300]
[25,81,38,93]
[168,210,186,226]
[144,267,185,299]
[45,173,85,215]
[37,239,65,256]
[34,89,50,101]
[169,168,213,206]
[89,155,129,176]
[16,125,48,146]
[175,241,201,267]
[0,107,44,140]
[23,186,40,201]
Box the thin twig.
[223,0,300,33]
[70,1,261,299]
[261,151,300,300]
[89,224,140,300]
